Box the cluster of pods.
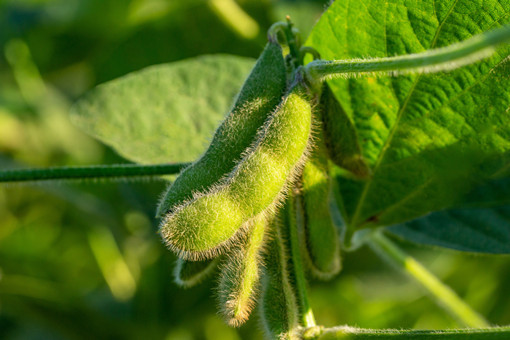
[157,23,356,339]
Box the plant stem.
[315,325,510,339]
[290,196,316,328]
[208,0,259,39]
[305,24,510,83]
[284,17,302,69]
[0,163,189,183]
[368,232,490,328]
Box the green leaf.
[455,176,510,209]
[387,177,510,253]
[307,0,510,231]
[70,55,255,164]
[388,205,510,254]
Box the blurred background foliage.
[0,0,509,339]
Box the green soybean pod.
[260,210,300,340]
[285,191,316,327]
[160,81,313,260]
[298,125,342,281]
[174,257,220,288]
[217,214,266,327]
[320,84,370,179]
[156,36,287,218]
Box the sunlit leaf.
[308,0,510,237]
[70,55,255,164]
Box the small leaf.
[71,55,255,164]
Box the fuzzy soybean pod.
[320,84,370,179]
[173,257,220,288]
[217,214,267,327]
[298,125,342,281]
[160,82,313,260]
[156,38,287,218]
[260,210,300,340]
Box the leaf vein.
[350,0,461,227]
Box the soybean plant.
[3,13,510,340]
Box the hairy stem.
[315,325,510,339]
[305,24,510,82]
[368,232,490,328]
[289,196,316,328]
[284,17,302,69]
[0,163,189,183]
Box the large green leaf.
[308,0,510,233]
[70,55,255,164]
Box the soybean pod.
[217,214,267,327]
[298,120,342,280]
[260,209,300,340]
[320,84,370,179]
[160,79,313,260]
[173,257,220,288]
[156,32,287,217]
